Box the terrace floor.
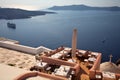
[0,64,28,80]
[0,47,95,80]
[0,47,35,70]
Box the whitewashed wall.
[0,41,51,54]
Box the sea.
[0,10,120,62]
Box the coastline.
[0,8,55,20]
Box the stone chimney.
[72,29,77,60]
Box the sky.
[1,0,120,10]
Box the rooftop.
[0,46,120,80]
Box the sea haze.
[0,10,120,62]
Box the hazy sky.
[1,0,120,10]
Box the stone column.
[72,29,77,60]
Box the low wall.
[14,71,38,80]
[89,53,102,79]
[36,46,52,53]
[90,53,102,70]
[14,71,67,80]
[89,70,103,80]
[41,56,76,67]
[0,41,51,54]
[73,64,80,76]
[116,74,120,80]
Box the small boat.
[102,39,106,43]
[7,22,16,29]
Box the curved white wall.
[0,41,51,54]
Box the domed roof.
[100,62,120,74]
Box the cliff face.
[0,8,54,20]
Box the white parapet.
[36,46,52,53]
[0,39,52,55]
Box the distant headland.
[0,8,55,20]
[48,5,120,11]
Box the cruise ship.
[7,22,16,29]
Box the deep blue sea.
[0,10,120,62]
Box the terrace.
[29,46,101,80]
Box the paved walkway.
[0,64,50,80]
[0,64,28,80]
[0,47,35,70]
